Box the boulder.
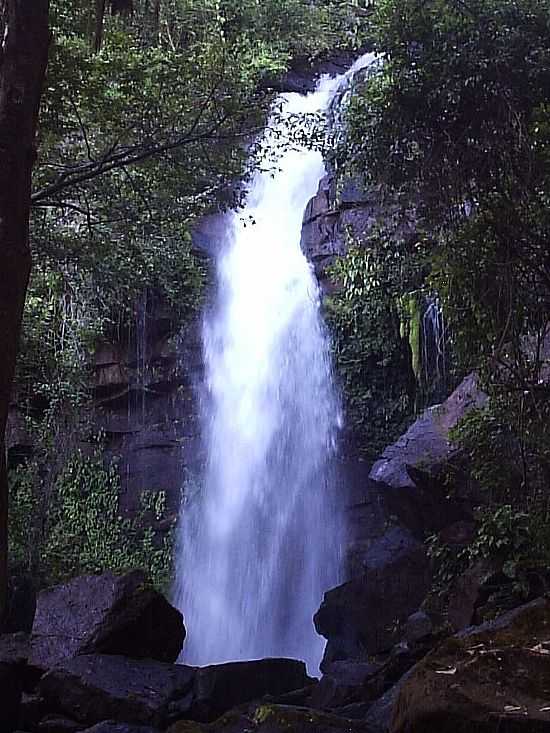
[0,632,29,668]
[5,575,37,633]
[0,632,32,732]
[20,693,48,731]
[38,716,83,733]
[30,571,185,671]
[309,661,381,710]
[170,703,375,732]
[347,478,472,582]
[190,659,311,722]
[363,671,414,733]
[391,598,550,732]
[39,655,195,728]
[81,723,160,733]
[0,662,23,733]
[403,612,433,645]
[315,534,431,668]
[311,632,440,716]
[369,373,487,490]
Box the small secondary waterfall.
[174,56,374,673]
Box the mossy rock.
[206,703,373,732]
[168,722,207,733]
[392,598,550,733]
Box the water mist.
[174,55,375,673]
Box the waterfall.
[174,55,375,674]
[422,296,448,403]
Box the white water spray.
[174,55,375,674]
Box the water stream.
[174,56,374,674]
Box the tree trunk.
[0,0,49,625]
[94,0,106,53]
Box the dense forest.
[3,0,364,596]
[2,1,550,731]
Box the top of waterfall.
[313,51,378,101]
[346,52,379,79]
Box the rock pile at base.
[29,571,185,672]
[3,569,550,733]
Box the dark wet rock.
[391,598,550,733]
[80,723,160,733]
[310,661,381,710]
[300,177,385,288]
[363,671,414,733]
[332,703,371,720]
[262,685,316,709]
[0,661,23,733]
[8,293,204,521]
[38,716,83,733]
[170,703,375,732]
[166,723,205,733]
[30,571,185,671]
[316,362,485,681]
[347,474,473,584]
[312,635,437,716]
[261,50,363,94]
[315,536,431,668]
[447,560,499,631]
[403,612,433,645]
[0,632,33,732]
[0,632,29,668]
[369,373,487,490]
[5,575,37,633]
[190,659,312,723]
[39,655,195,728]
[299,165,403,288]
[20,694,48,731]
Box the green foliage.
[427,503,550,599]
[427,506,532,592]
[326,231,419,457]
[12,0,360,587]
[27,0,352,404]
[332,0,550,586]
[398,291,422,382]
[344,0,550,213]
[452,395,550,508]
[427,393,550,594]
[340,0,550,384]
[9,449,174,590]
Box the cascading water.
[174,55,375,674]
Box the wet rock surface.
[30,571,185,672]
[315,536,431,667]
[170,703,375,732]
[391,598,550,733]
[369,373,487,490]
[261,50,364,94]
[1,660,24,733]
[7,296,204,520]
[190,659,311,723]
[34,655,311,731]
[81,722,161,733]
[1,576,549,733]
[39,654,196,728]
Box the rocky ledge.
[2,567,550,733]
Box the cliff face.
[301,175,386,290]
[91,296,205,516]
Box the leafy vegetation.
[9,447,174,590]
[326,233,418,457]
[7,0,550,601]
[8,0,363,588]
[334,0,550,590]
